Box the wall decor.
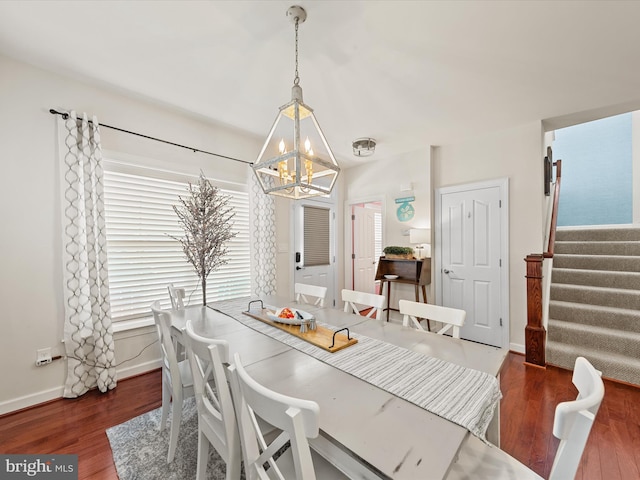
[395,195,415,222]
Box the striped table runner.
[209,298,502,440]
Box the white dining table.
[169,296,507,480]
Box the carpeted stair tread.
[552,268,640,290]
[556,227,640,242]
[546,340,640,386]
[547,319,640,357]
[553,253,640,272]
[549,300,640,332]
[549,226,640,386]
[554,240,640,256]
[550,283,640,310]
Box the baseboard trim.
[0,359,162,417]
[0,386,65,416]
[509,342,525,354]
[117,359,163,381]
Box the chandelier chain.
[294,16,300,86]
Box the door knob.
[444,269,453,274]
[296,266,305,270]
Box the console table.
[375,257,432,325]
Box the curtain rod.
[49,109,253,166]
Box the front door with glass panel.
[294,202,335,308]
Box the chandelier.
[252,5,340,200]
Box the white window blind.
[303,205,330,266]
[374,210,382,261]
[103,170,250,321]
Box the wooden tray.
[243,308,358,353]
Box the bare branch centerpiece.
[170,172,237,305]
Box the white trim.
[0,386,65,416]
[112,316,155,333]
[509,342,526,354]
[434,177,510,349]
[103,150,248,190]
[116,359,163,381]
[343,195,386,294]
[0,359,162,416]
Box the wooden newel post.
[524,254,546,366]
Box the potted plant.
[383,246,414,259]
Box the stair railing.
[525,157,561,366]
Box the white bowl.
[266,307,314,325]
[384,274,399,280]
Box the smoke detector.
[352,137,376,157]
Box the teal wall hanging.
[395,196,415,222]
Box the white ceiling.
[2,0,640,168]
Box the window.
[303,205,330,266]
[374,209,382,261]
[103,169,250,321]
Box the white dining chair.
[342,289,385,319]
[167,284,185,310]
[150,301,194,463]
[295,282,328,307]
[184,320,241,480]
[399,300,466,338]
[447,356,605,480]
[228,353,349,480]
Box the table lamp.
[410,228,431,259]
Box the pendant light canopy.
[252,5,340,200]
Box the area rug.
[106,397,229,479]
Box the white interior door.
[353,205,377,293]
[294,202,335,308]
[438,181,507,347]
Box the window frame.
[102,158,251,324]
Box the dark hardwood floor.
[0,370,162,479]
[500,353,640,480]
[1,352,638,479]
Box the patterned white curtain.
[58,111,116,397]
[249,169,277,296]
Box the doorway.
[293,200,336,308]
[435,178,509,348]
[349,201,382,294]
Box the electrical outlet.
[36,348,52,366]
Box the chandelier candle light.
[252,5,340,199]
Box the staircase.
[547,226,640,385]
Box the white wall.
[0,54,264,414]
[432,122,545,352]
[343,150,431,318]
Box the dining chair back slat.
[399,300,466,338]
[342,289,385,319]
[295,283,328,307]
[168,284,185,310]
